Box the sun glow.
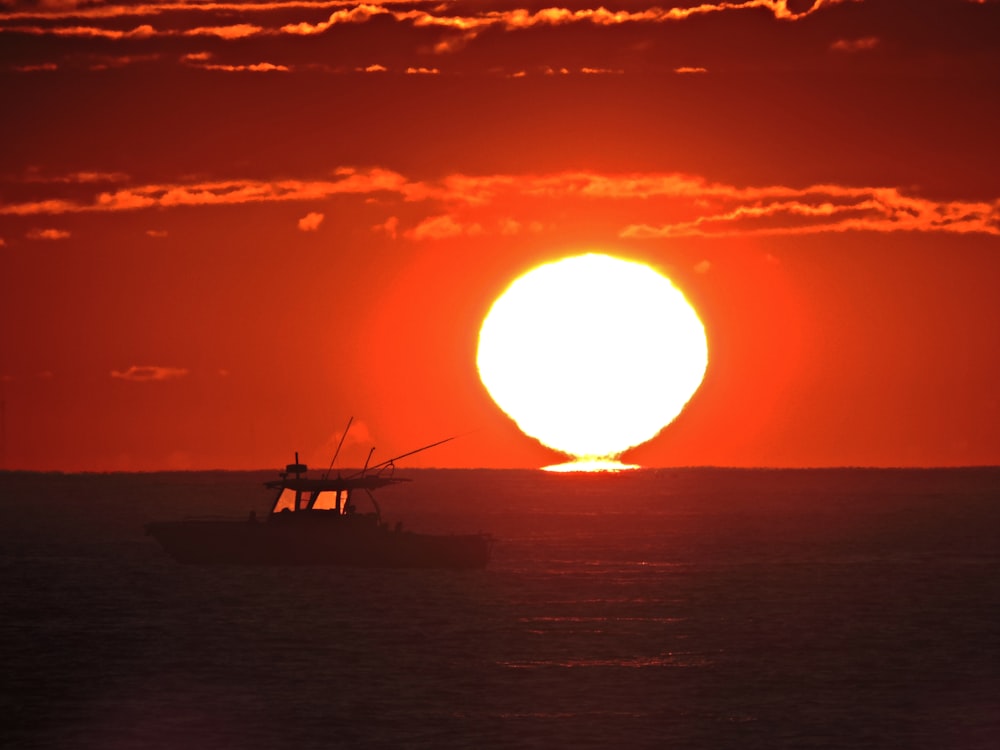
[477,253,708,469]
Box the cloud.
[5,23,159,40]
[183,23,262,40]
[405,66,439,74]
[23,169,129,184]
[111,365,189,383]
[197,61,290,72]
[145,229,168,238]
[15,62,59,72]
[87,54,161,70]
[316,418,376,467]
[830,36,879,52]
[617,183,1000,238]
[26,228,71,240]
[3,0,857,47]
[373,215,399,238]
[674,66,708,74]
[4,20,261,41]
[111,365,190,382]
[498,218,522,235]
[405,214,484,240]
[297,211,324,231]
[410,172,1000,239]
[431,31,478,54]
[281,4,386,35]
[7,166,997,240]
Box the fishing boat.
[146,437,494,568]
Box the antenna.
[361,446,376,476]
[324,416,353,479]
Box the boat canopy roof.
[264,475,409,492]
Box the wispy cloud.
[281,0,855,42]
[3,0,858,46]
[111,365,190,382]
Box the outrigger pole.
[354,436,456,477]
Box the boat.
[146,441,494,568]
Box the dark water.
[1,468,998,749]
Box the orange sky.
[1,0,998,471]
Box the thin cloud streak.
[111,365,190,382]
[616,184,1000,238]
[198,61,291,72]
[0,1,382,22]
[23,170,130,184]
[4,168,996,238]
[0,168,414,216]
[26,228,71,240]
[830,36,879,52]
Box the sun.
[477,253,708,469]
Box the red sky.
[1,0,998,471]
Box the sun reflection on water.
[543,458,639,473]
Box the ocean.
[1,467,998,749]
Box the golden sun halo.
[477,253,708,470]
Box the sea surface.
[1,467,998,749]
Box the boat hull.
[146,514,493,569]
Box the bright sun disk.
[477,253,708,470]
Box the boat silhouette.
[146,434,494,568]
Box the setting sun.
[477,253,708,467]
